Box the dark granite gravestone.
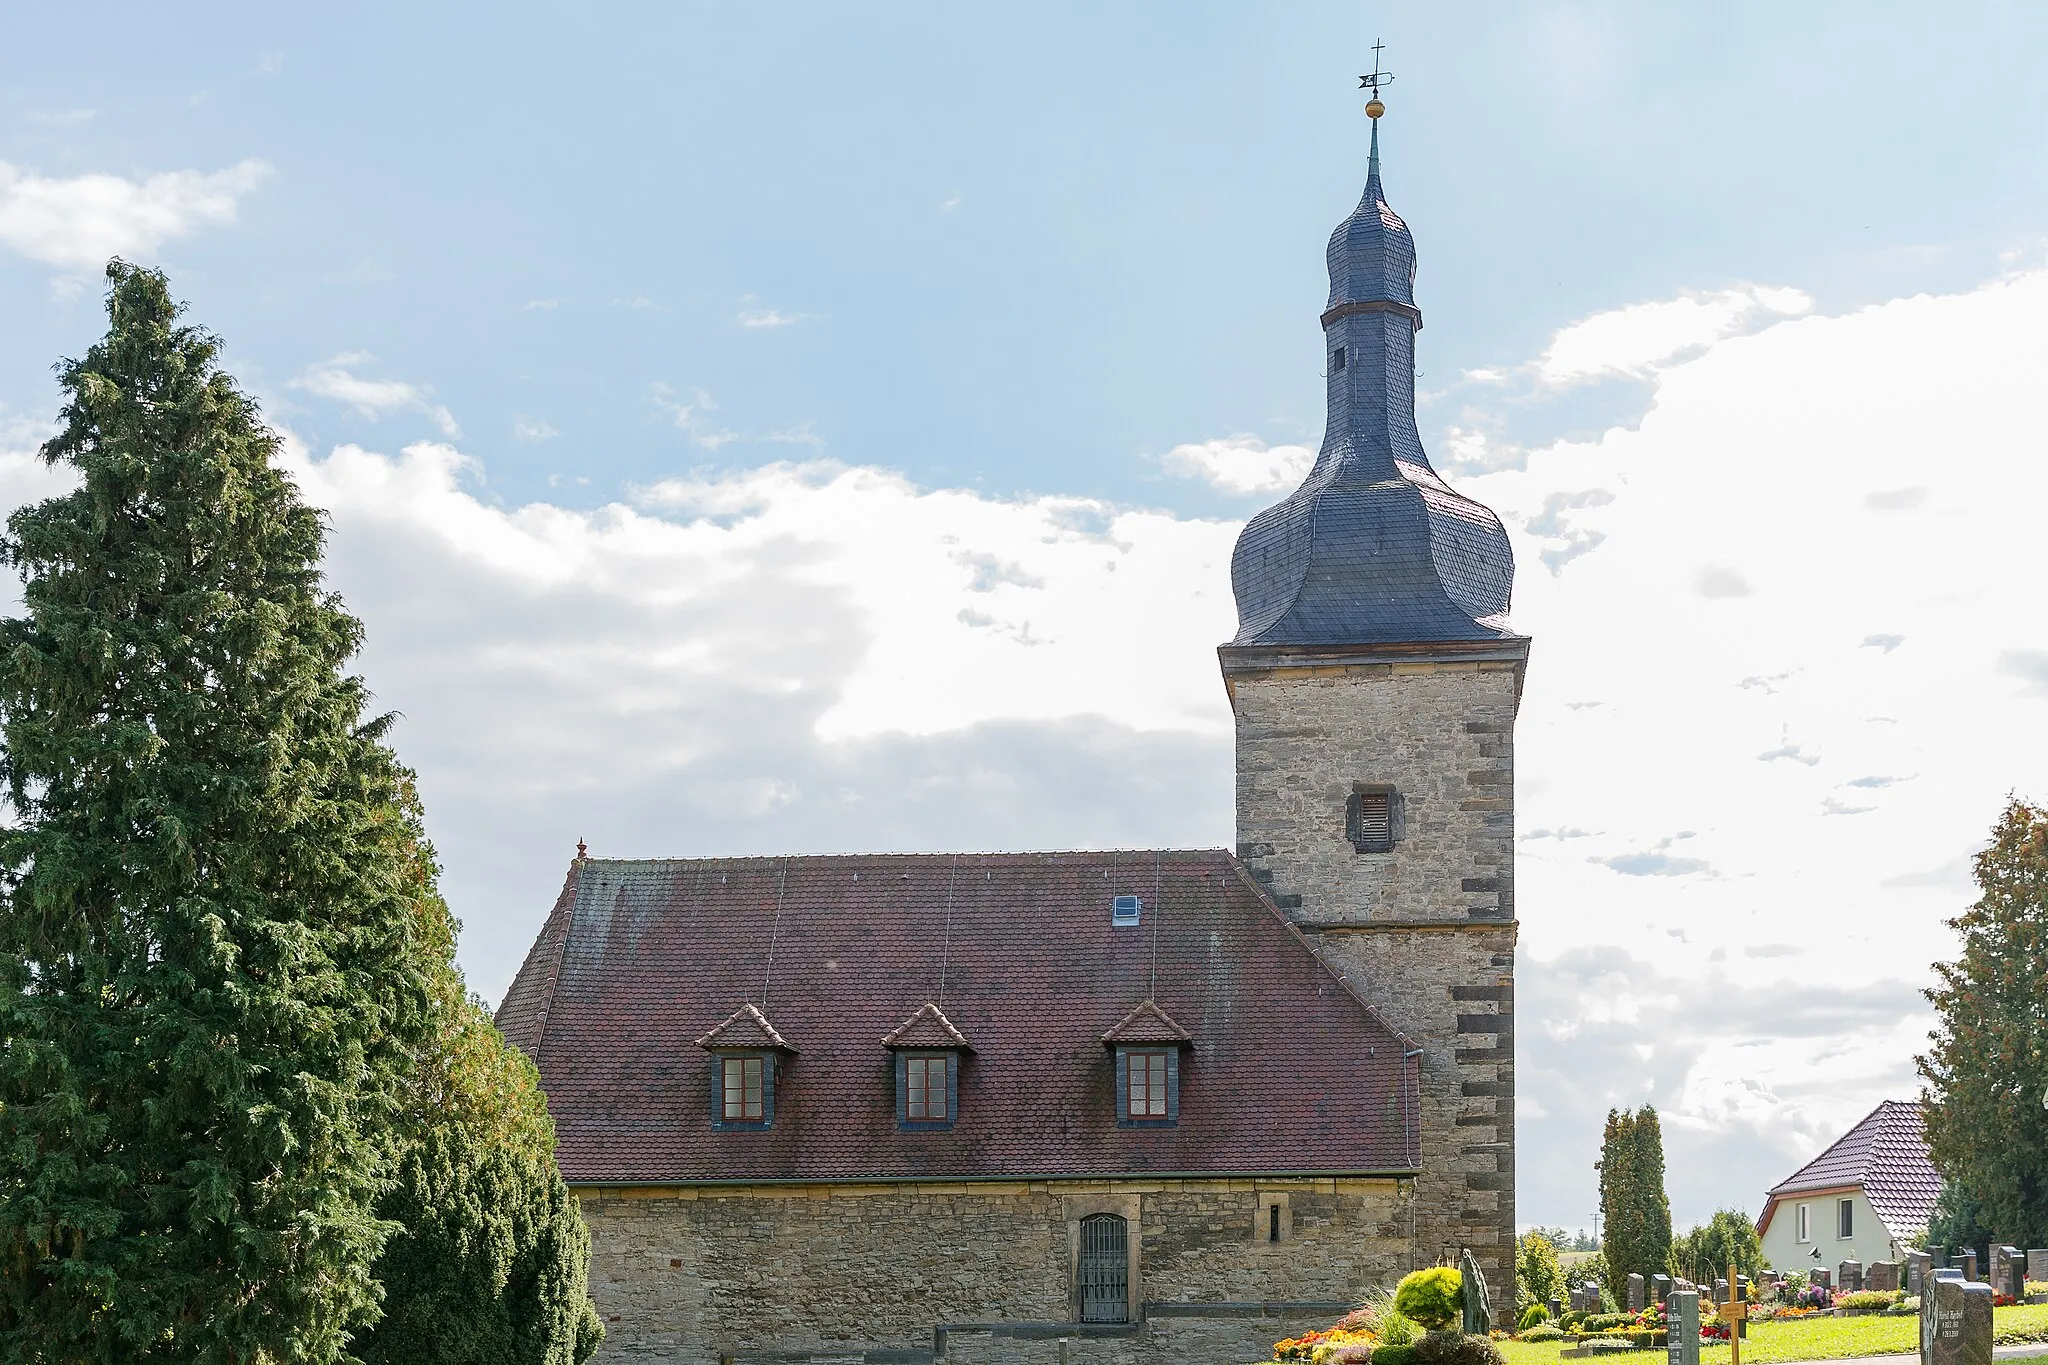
[1629,1273,1645,1312]
[1667,1290,1699,1365]
[1992,1246,2023,1300]
[1920,1275,1992,1365]
[1840,1260,1863,1293]
[1652,1274,1673,1307]
[1549,1297,1562,1321]
[1908,1250,1932,1296]
[1959,1249,1978,1281]
[1737,1274,1750,1303]
[1870,1261,1900,1292]
[1714,1278,1728,1307]
[1813,1268,1831,1295]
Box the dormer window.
[883,1002,972,1131]
[1101,999,1192,1129]
[695,1002,793,1132]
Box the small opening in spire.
[1332,346,1347,373]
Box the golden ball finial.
[1365,98,1385,120]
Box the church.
[499,93,1526,1365]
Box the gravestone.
[1840,1260,1863,1293]
[1652,1274,1673,1307]
[1992,1246,2024,1300]
[1715,1277,1729,1307]
[1548,1297,1562,1321]
[1959,1249,1978,1281]
[1869,1261,1899,1293]
[1908,1250,1932,1296]
[1460,1247,1493,1334]
[1920,1275,1992,1365]
[1813,1268,1831,1295]
[2030,1250,2048,1285]
[1737,1274,1751,1303]
[1667,1290,1700,1365]
[1629,1273,1646,1312]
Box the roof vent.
[1111,895,1142,927]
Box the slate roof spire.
[1226,86,1518,649]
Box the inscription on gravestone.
[1921,1275,1992,1365]
[1908,1251,1932,1297]
[1667,1290,1700,1365]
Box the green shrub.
[1519,1303,1552,1330]
[1518,1324,1565,1343]
[1839,1290,1901,1311]
[1414,1330,1504,1365]
[1582,1313,1634,1332]
[1372,1346,1421,1365]
[1887,1296,1922,1316]
[1394,1268,1464,1332]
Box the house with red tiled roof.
[1757,1102,1939,1273]
[500,91,1527,1365]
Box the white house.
[1757,1100,1940,1273]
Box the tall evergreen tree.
[358,829,600,1365]
[1598,1106,1673,1303]
[1670,1209,1763,1283]
[0,263,438,1362]
[1919,798,2048,1247]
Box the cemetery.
[1252,1250,2048,1365]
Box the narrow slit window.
[1268,1203,1282,1243]
[722,1056,764,1121]
[1332,346,1347,372]
[1127,1050,1169,1119]
[1837,1199,1853,1239]
[1796,1204,1810,1242]
[906,1055,948,1121]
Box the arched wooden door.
[1078,1213,1129,1323]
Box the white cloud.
[511,414,558,442]
[293,354,460,437]
[0,159,269,274]
[1160,434,1313,495]
[737,308,813,330]
[1536,285,1812,386]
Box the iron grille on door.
[1078,1214,1129,1323]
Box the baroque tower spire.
[1227,85,1516,647]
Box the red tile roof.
[694,1002,792,1052]
[881,1002,972,1050]
[1758,1101,1937,1240]
[498,849,1421,1184]
[1101,998,1192,1046]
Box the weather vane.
[1358,38,1393,120]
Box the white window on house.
[1796,1203,1811,1242]
[905,1053,949,1121]
[1838,1198,1854,1239]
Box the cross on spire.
[1358,38,1394,97]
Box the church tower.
[1219,89,1525,1283]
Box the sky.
[5,2,2048,1237]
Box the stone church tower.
[1219,108,1525,1285]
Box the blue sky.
[7,3,2048,1236]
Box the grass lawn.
[1496,1305,2048,1365]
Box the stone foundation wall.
[1225,653,1523,1293]
[578,1176,1409,1363]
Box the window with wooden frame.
[1346,784,1399,854]
[906,1054,948,1121]
[1837,1199,1853,1239]
[1126,1049,1170,1120]
[721,1055,764,1121]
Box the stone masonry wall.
[1228,656,1521,1294]
[578,1177,1409,1363]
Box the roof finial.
[1358,37,1393,121]
[576,837,588,860]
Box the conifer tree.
[1598,1106,1673,1303]
[1919,798,2048,1246]
[358,832,601,1365]
[0,263,438,1362]
[1670,1209,1763,1283]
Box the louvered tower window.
[1347,784,1399,854]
